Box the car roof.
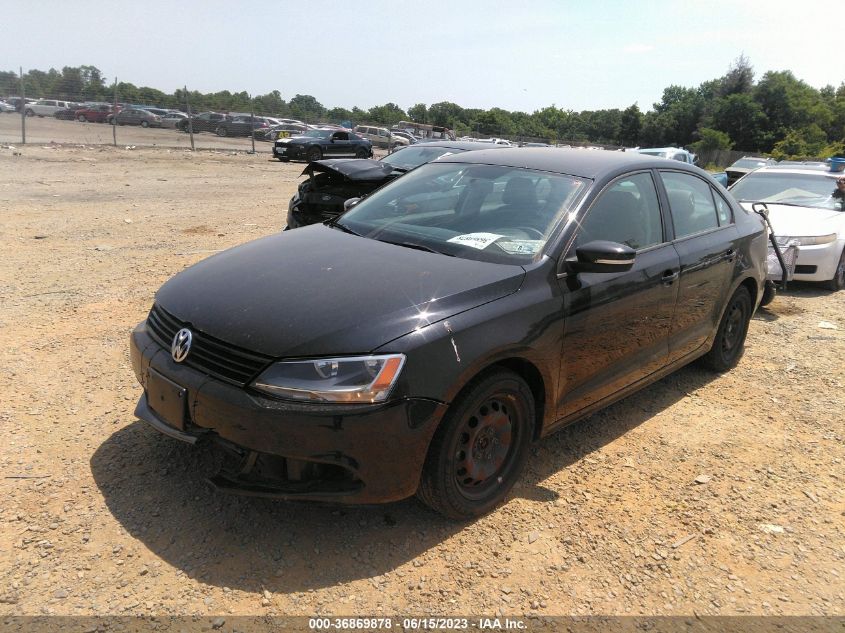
[410,140,512,151]
[438,147,695,179]
[743,165,843,177]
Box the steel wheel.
[418,369,534,519]
[701,286,751,372]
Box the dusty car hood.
[302,159,395,181]
[739,202,845,237]
[154,224,525,358]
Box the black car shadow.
[91,364,718,593]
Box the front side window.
[575,172,663,250]
[339,163,588,264]
[661,171,719,238]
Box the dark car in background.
[178,111,230,133]
[213,114,270,137]
[286,140,508,228]
[273,128,373,162]
[113,107,162,127]
[130,149,766,519]
[54,105,82,120]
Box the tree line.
[2,57,843,159]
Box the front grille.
[146,304,274,387]
[794,265,817,275]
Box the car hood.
[302,159,395,181]
[154,224,525,358]
[739,202,845,237]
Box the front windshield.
[303,129,331,139]
[380,146,464,171]
[730,172,843,210]
[337,162,589,264]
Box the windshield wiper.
[327,219,361,236]
[379,239,453,256]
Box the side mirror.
[566,240,635,274]
[343,197,362,212]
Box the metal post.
[19,67,26,144]
[112,77,118,147]
[184,85,194,150]
[249,94,255,154]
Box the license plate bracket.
[147,368,187,431]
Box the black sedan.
[272,129,373,162]
[130,149,767,519]
[286,141,507,229]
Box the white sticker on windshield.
[447,232,504,250]
[496,239,545,255]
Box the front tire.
[216,126,228,137]
[823,247,845,291]
[355,147,369,159]
[140,120,149,128]
[700,286,752,372]
[77,114,87,122]
[417,370,535,519]
[759,281,776,307]
[307,146,322,162]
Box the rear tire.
[355,147,369,159]
[700,286,752,372]
[25,109,34,117]
[417,369,535,519]
[823,247,845,291]
[216,126,228,137]
[759,281,776,307]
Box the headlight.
[252,354,405,403]
[777,234,837,246]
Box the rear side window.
[576,172,664,250]
[660,172,719,238]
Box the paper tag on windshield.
[447,233,504,250]
[497,239,545,255]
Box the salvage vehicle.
[112,107,162,128]
[75,103,116,123]
[725,156,777,186]
[636,147,729,187]
[214,114,270,137]
[286,140,507,228]
[130,149,767,519]
[273,129,373,162]
[353,125,410,150]
[25,99,79,117]
[730,161,845,290]
[177,111,230,134]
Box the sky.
[1,0,843,114]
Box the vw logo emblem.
[171,328,193,363]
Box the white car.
[25,99,79,117]
[730,164,845,290]
[0,100,15,113]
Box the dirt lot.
[0,141,843,620]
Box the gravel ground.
[0,142,843,619]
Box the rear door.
[559,171,680,417]
[658,170,738,363]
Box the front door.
[559,171,679,417]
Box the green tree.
[619,103,642,146]
[407,103,427,123]
[707,93,767,151]
[689,127,733,152]
[288,94,325,122]
[366,102,406,125]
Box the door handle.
[661,270,679,285]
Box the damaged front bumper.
[130,323,447,504]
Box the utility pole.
[249,93,256,154]
[112,77,118,146]
[19,67,26,144]
[185,85,194,150]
